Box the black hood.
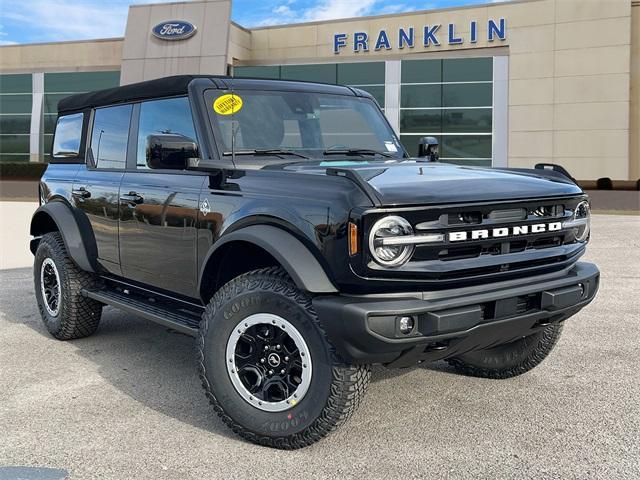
[281,161,583,206]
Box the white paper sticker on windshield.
[385,141,398,153]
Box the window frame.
[86,102,135,171]
[132,95,201,172]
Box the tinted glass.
[280,64,337,84]
[0,95,32,114]
[400,110,442,133]
[0,115,31,135]
[0,135,30,154]
[443,58,492,82]
[90,105,132,169]
[441,135,492,159]
[44,94,73,114]
[443,108,492,133]
[44,71,120,93]
[400,84,441,108]
[44,115,57,134]
[0,154,30,162]
[234,66,281,79]
[443,83,492,107]
[137,97,198,169]
[44,135,54,157]
[0,74,32,93]
[53,113,83,157]
[337,62,385,85]
[401,59,442,83]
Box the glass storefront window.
[400,57,494,166]
[44,71,121,93]
[0,135,30,154]
[401,59,441,83]
[280,64,337,84]
[0,74,32,93]
[337,62,385,85]
[0,95,32,114]
[0,115,31,135]
[234,62,386,107]
[443,83,492,107]
[443,58,492,82]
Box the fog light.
[397,316,415,335]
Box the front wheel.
[34,232,103,340]
[446,323,564,379]
[197,267,371,449]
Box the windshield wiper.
[224,149,311,159]
[322,148,395,158]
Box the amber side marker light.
[349,222,359,256]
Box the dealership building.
[0,0,638,181]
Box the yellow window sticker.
[213,93,243,115]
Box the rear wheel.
[446,324,563,379]
[197,267,371,449]
[34,232,103,340]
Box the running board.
[82,288,200,336]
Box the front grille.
[361,196,586,284]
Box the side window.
[90,104,132,169]
[52,113,83,158]
[137,97,198,169]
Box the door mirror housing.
[418,136,439,162]
[146,134,198,170]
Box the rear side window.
[90,104,132,169]
[136,97,198,169]
[52,113,83,158]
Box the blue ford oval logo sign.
[152,20,197,41]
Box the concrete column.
[492,56,508,168]
[384,60,401,135]
[30,72,44,163]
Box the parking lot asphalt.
[0,214,638,480]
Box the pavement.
[0,215,639,480]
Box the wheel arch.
[30,201,98,273]
[198,224,338,302]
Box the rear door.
[72,104,133,276]
[118,97,204,298]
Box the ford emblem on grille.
[152,20,197,41]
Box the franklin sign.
[333,18,506,54]
[152,21,197,41]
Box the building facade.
[0,0,638,180]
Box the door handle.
[72,187,91,199]
[119,191,144,206]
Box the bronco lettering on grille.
[449,221,562,242]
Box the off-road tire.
[446,323,563,379]
[197,267,371,449]
[34,232,103,340]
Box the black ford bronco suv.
[31,75,599,449]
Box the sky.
[0,0,505,46]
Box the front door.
[118,97,204,298]
[73,104,133,276]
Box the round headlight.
[563,200,591,242]
[369,216,414,267]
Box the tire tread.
[196,267,371,449]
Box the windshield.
[206,89,406,163]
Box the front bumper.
[313,262,599,368]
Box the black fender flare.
[30,202,97,273]
[199,225,338,294]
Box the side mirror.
[418,136,439,162]
[147,134,198,170]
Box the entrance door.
[118,97,204,298]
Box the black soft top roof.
[57,75,361,114]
